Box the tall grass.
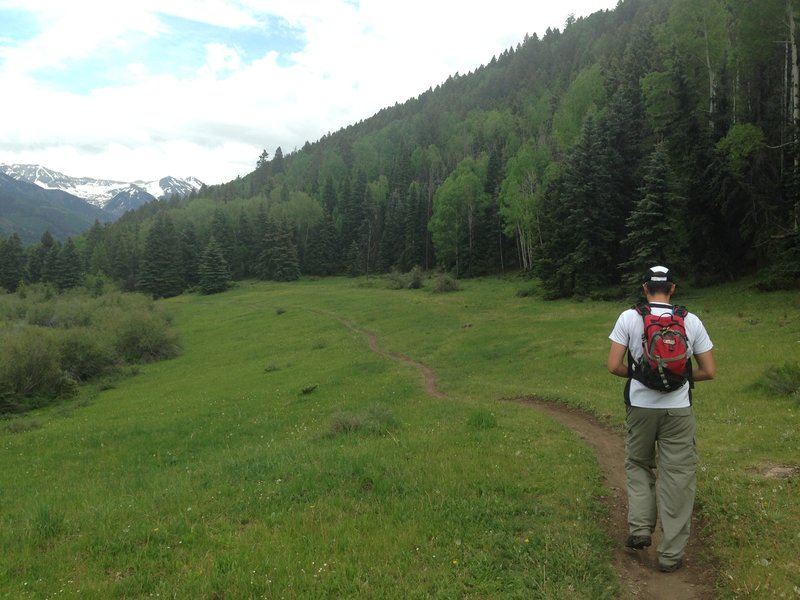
[0,277,797,597]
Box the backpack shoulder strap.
[633,301,650,316]
[672,305,688,318]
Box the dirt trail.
[341,318,717,599]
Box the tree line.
[2,0,798,297]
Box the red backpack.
[631,303,691,391]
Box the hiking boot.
[658,559,684,573]
[625,534,652,550]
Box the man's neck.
[646,294,672,305]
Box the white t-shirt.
[609,302,714,408]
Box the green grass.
[1,276,798,598]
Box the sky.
[0,0,620,186]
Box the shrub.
[407,266,425,289]
[384,270,406,290]
[386,267,426,290]
[756,362,800,400]
[49,294,95,328]
[0,329,64,409]
[58,328,118,381]
[112,310,182,363]
[432,274,460,294]
[0,287,180,414]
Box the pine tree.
[255,218,278,280]
[211,208,236,269]
[272,223,301,281]
[41,239,62,287]
[110,230,139,292]
[377,189,404,272]
[303,214,339,276]
[180,222,200,288]
[235,210,254,279]
[56,238,83,290]
[560,115,617,293]
[0,233,25,292]
[138,215,183,298]
[198,236,232,294]
[322,176,338,216]
[621,143,687,286]
[271,146,285,174]
[402,181,427,271]
[27,231,56,284]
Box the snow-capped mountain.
[0,164,204,217]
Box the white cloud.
[0,0,619,184]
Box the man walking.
[607,266,716,572]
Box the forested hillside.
[2,0,799,297]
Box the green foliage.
[385,266,425,290]
[0,286,180,413]
[0,233,25,292]
[537,115,623,296]
[198,236,232,295]
[620,142,687,285]
[407,265,424,289]
[431,273,460,293]
[111,309,182,363]
[58,327,117,381]
[0,328,64,410]
[551,63,607,151]
[715,123,765,175]
[429,156,490,276]
[755,363,800,400]
[256,219,301,282]
[499,143,551,272]
[137,214,184,298]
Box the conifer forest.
[2,0,799,297]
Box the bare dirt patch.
[342,317,719,599]
[755,464,800,479]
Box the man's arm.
[692,350,716,381]
[607,341,629,378]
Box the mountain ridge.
[0,164,205,243]
[0,163,204,216]
[0,171,112,244]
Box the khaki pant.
[625,405,697,564]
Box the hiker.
[606,266,716,573]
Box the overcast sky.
[0,0,619,185]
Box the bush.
[58,328,118,381]
[385,267,426,290]
[757,362,800,400]
[407,266,425,289]
[112,310,182,363]
[432,274,460,294]
[384,270,406,290]
[0,287,181,414]
[0,329,66,410]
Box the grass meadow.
[1,276,798,598]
